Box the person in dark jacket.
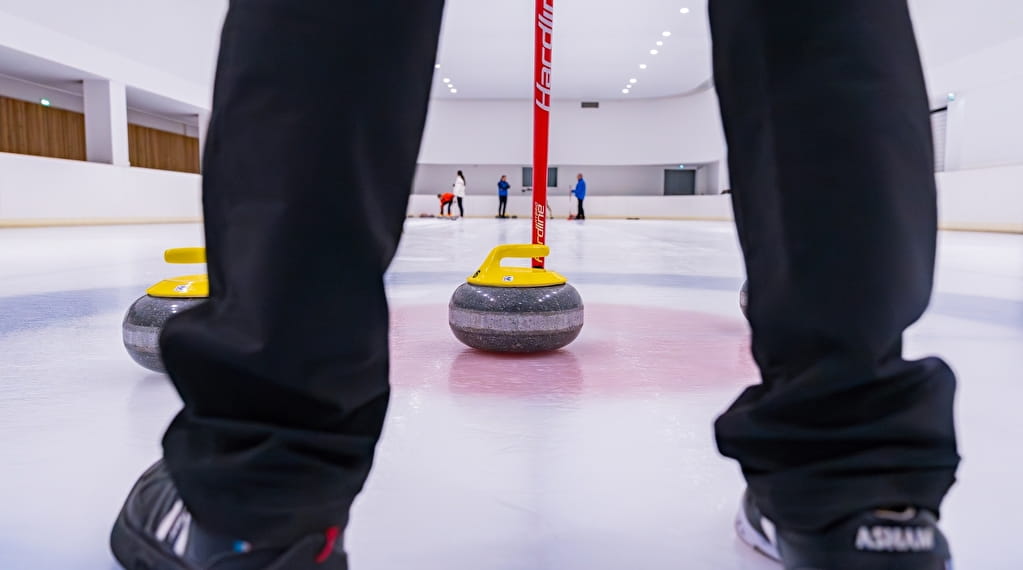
[496,175,510,218]
[571,173,586,219]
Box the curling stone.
[739,279,748,318]
[123,247,208,372]
[449,244,583,352]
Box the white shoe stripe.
[173,512,191,556]
[735,506,781,562]
[155,499,183,542]
[761,516,778,551]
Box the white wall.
[404,164,1023,233]
[928,36,1023,170]
[418,89,727,168]
[547,166,668,196]
[127,111,200,138]
[943,75,1023,170]
[412,164,712,197]
[406,193,735,221]
[0,148,1017,232]
[936,164,1023,232]
[0,152,201,225]
[696,163,721,195]
[413,165,520,196]
[0,75,82,112]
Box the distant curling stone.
[122,247,208,373]
[739,280,749,318]
[123,295,205,372]
[449,244,583,352]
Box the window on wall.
[522,167,559,188]
[664,169,696,195]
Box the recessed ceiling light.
[40,99,51,107]
[656,41,664,46]
[650,49,659,55]
[450,88,458,94]
[435,64,441,69]
[680,7,691,14]
[663,31,672,37]
[639,64,648,69]
[622,89,630,94]
[630,78,638,84]
[443,78,450,83]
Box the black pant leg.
[159,0,446,543]
[457,197,464,217]
[577,198,584,219]
[709,0,958,532]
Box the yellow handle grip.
[467,244,566,287]
[478,244,549,271]
[164,247,206,264]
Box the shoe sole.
[734,509,955,570]
[110,506,194,570]
[735,506,781,563]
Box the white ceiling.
[0,45,101,86]
[0,0,225,89]
[433,0,713,100]
[0,0,1021,105]
[431,0,1023,101]
[910,0,1023,69]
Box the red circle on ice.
[390,304,757,397]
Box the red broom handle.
[532,0,554,268]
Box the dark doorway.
[664,169,696,195]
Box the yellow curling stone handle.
[164,247,206,264]
[467,244,568,288]
[146,247,209,298]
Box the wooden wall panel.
[0,96,87,161]
[128,124,200,174]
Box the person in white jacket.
[452,170,466,217]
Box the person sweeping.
[437,192,455,217]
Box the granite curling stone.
[123,294,205,372]
[123,247,208,373]
[739,279,749,318]
[449,244,583,353]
